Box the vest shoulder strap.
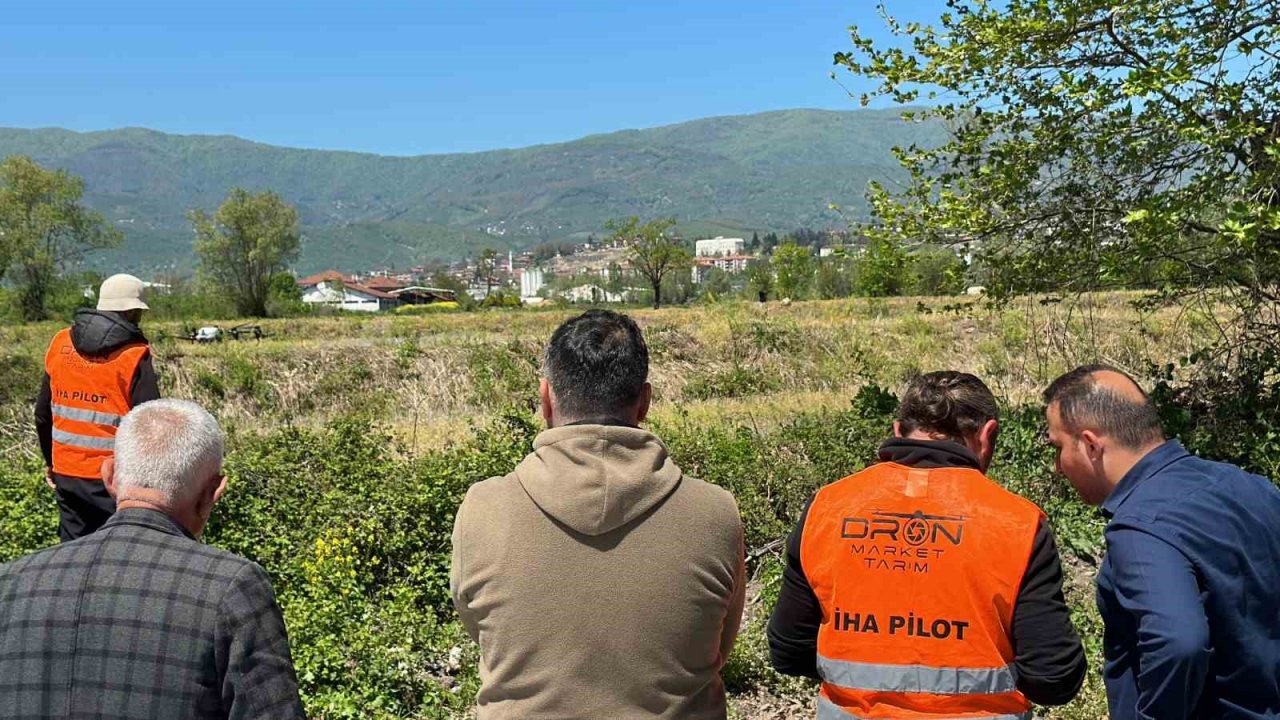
[44,328,73,374]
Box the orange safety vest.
[43,328,149,480]
[800,462,1043,719]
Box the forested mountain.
[0,108,943,273]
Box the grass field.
[0,294,1216,719]
[3,293,1207,443]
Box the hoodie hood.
[515,424,682,536]
[69,308,147,357]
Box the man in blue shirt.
[1044,364,1280,720]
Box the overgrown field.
[0,295,1244,719]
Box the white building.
[300,281,398,312]
[520,267,545,298]
[297,271,399,312]
[695,237,746,257]
[691,254,754,282]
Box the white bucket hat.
[96,274,150,312]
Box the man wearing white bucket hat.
[34,273,161,541]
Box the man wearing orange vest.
[34,273,160,541]
[768,371,1085,719]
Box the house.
[392,286,458,305]
[361,276,410,293]
[297,270,353,287]
[691,254,754,282]
[297,271,399,312]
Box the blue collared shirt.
[1097,440,1280,720]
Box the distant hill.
[0,109,945,274]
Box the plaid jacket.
[0,508,305,720]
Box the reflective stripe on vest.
[51,428,117,451]
[51,403,124,428]
[816,695,1032,720]
[817,656,1018,695]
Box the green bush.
[683,367,780,401]
[464,341,538,410]
[224,355,274,408]
[0,385,1120,718]
[480,292,521,309]
[395,302,460,315]
[0,456,58,562]
[0,352,42,406]
[202,413,536,718]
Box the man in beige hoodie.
[451,309,747,719]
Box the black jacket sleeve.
[35,372,53,467]
[129,353,161,406]
[1011,518,1087,706]
[766,496,823,679]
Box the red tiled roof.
[343,283,398,300]
[362,276,408,291]
[296,270,351,287]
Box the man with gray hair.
[0,399,305,719]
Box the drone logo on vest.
[841,510,966,573]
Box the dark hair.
[1043,364,1164,450]
[543,309,649,420]
[897,371,999,442]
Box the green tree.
[772,241,815,299]
[912,246,967,296]
[192,188,300,317]
[0,156,121,320]
[474,248,499,297]
[265,272,306,317]
[659,265,697,306]
[838,0,1280,349]
[609,217,689,309]
[604,261,628,295]
[855,236,912,297]
[815,254,856,299]
[745,259,775,302]
[699,266,735,301]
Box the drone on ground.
[175,323,267,343]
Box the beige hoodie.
[451,424,746,719]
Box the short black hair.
[897,371,999,443]
[543,309,649,420]
[1043,364,1165,450]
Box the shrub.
[193,368,227,401]
[0,353,41,405]
[202,413,537,717]
[464,341,538,410]
[0,383,1113,718]
[0,456,58,562]
[395,302,460,315]
[480,292,521,309]
[683,367,780,401]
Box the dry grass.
[1,294,1180,720]
[2,293,1211,452]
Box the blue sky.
[0,1,948,155]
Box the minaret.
[508,250,514,273]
